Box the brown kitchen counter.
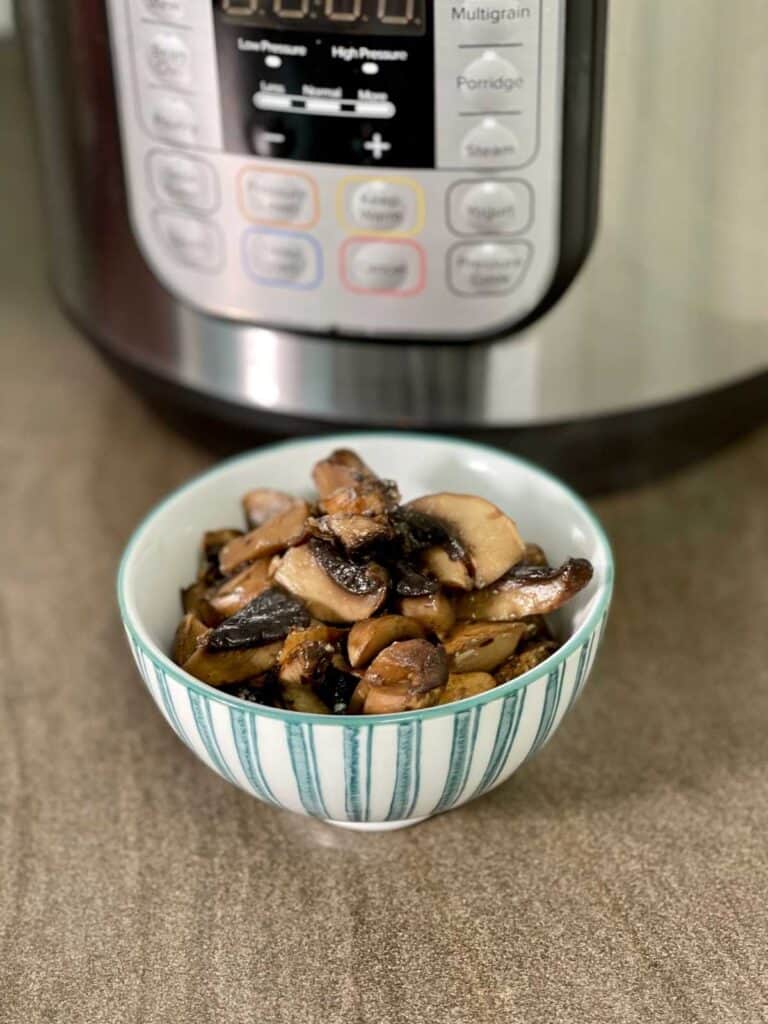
[2,41,768,1024]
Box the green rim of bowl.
[117,431,615,726]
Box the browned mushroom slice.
[312,448,376,498]
[278,625,346,686]
[406,494,525,589]
[319,477,400,518]
[181,580,219,626]
[310,539,389,598]
[172,613,209,666]
[242,489,298,530]
[522,542,548,567]
[206,588,310,652]
[347,615,427,669]
[183,641,282,686]
[219,500,310,574]
[495,639,560,683]
[207,558,272,620]
[347,678,370,714]
[438,672,496,706]
[421,546,473,591]
[308,513,392,555]
[443,621,528,673]
[273,544,388,623]
[280,681,332,715]
[457,558,594,621]
[360,639,449,715]
[399,591,456,639]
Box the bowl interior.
[120,434,612,687]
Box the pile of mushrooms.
[172,449,594,715]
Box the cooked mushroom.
[310,539,388,596]
[242,489,298,530]
[280,682,331,715]
[181,580,218,626]
[312,448,376,498]
[205,588,310,652]
[172,613,209,665]
[313,667,361,715]
[207,558,272,620]
[183,641,282,686]
[273,544,388,623]
[219,501,310,574]
[347,615,426,669]
[456,558,594,620]
[347,678,371,714]
[438,672,496,705]
[319,477,400,518]
[421,546,472,591]
[399,591,455,639]
[220,673,283,706]
[495,639,560,683]
[522,542,548,567]
[278,625,346,686]
[443,621,528,673]
[406,493,525,588]
[359,639,449,714]
[308,513,392,555]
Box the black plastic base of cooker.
[97,342,768,497]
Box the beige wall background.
[1,1,13,35]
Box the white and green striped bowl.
[118,434,614,831]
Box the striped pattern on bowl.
[124,605,609,827]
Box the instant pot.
[17,1,768,490]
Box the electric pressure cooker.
[17,1,768,490]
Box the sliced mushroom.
[438,672,496,706]
[406,493,525,589]
[347,615,427,669]
[172,613,209,666]
[392,562,439,598]
[205,588,310,652]
[280,682,331,715]
[347,678,371,715]
[220,672,283,707]
[196,529,244,588]
[319,478,400,517]
[183,641,282,686]
[207,558,272,620]
[278,625,346,686]
[456,558,594,621]
[359,639,449,714]
[314,667,362,715]
[399,591,456,639]
[310,539,388,596]
[242,489,298,530]
[495,639,560,683]
[273,544,388,623]
[181,580,219,627]
[308,513,392,555]
[219,501,310,574]
[443,621,528,673]
[312,449,376,497]
[421,546,472,591]
[522,542,548,567]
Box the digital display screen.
[218,0,426,36]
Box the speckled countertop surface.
[2,41,768,1024]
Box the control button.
[146,32,192,86]
[250,118,295,159]
[143,0,186,20]
[453,1,539,44]
[461,118,519,167]
[149,152,219,212]
[149,94,198,144]
[154,211,223,272]
[363,132,392,161]
[448,179,532,235]
[448,242,531,295]
[243,229,322,290]
[240,169,318,229]
[459,51,525,111]
[342,239,426,296]
[343,178,424,236]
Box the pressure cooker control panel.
[107,0,566,339]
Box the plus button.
[363,132,392,161]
